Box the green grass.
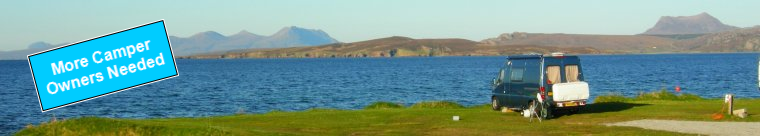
[16,117,228,136]
[16,98,760,135]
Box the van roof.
[506,54,580,60]
[506,54,543,59]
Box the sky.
[1,0,759,51]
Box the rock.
[500,107,513,113]
[733,109,748,118]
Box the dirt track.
[607,119,760,136]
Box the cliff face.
[642,12,739,35]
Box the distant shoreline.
[2,52,756,61]
[176,51,760,59]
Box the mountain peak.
[697,12,711,16]
[232,30,262,37]
[28,41,54,49]
[267,26,338,45]
[191,31,226,41]
[378,36,414,41]
[237,30,252,35]
[643,12,738,35]
[273,26,325,36]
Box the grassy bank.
[17,93,760,135]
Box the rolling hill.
[481,32,679,53]
[642,12,739,35]
[677,26,760,52]
[185,36,609,59]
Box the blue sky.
[1,0,758,51]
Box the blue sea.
[2,53,760,135]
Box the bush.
[594,89,702,103]
[306,108,342,112]
[410,101,464,109]
[364,102,404,109]
[637,89,702,101]
[594,93,630,103]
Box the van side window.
[565,65,580,82]
[510,68,524,82]
[546,66,560,84]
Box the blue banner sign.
[28,20,178,112]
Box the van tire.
[491,97,501,111]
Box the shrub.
[637,89,702,101]
[410,101,464,109]
[594,93,630,103]
[594,89,702,103]
[306,108,342,112]
[364,102,404,109]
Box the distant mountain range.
[170,26,338,56]
[0,42,66,60]
[189,12,760,58]
[0,26,338,59]
[4,12,760,60]
[642,12,739,35]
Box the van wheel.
[491,97,501,111]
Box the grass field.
[16,92,759,135]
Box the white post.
[725,94,733,115]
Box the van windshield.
[546,66,560,84]
[566,65,580,82]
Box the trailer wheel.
[539,102,551,119]
[491,97,501,111]
[527,100,551,119]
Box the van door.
[522,60,541,96]
[507,59,526,107]
[493,63,511,107]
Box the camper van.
[491,53,589,119]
